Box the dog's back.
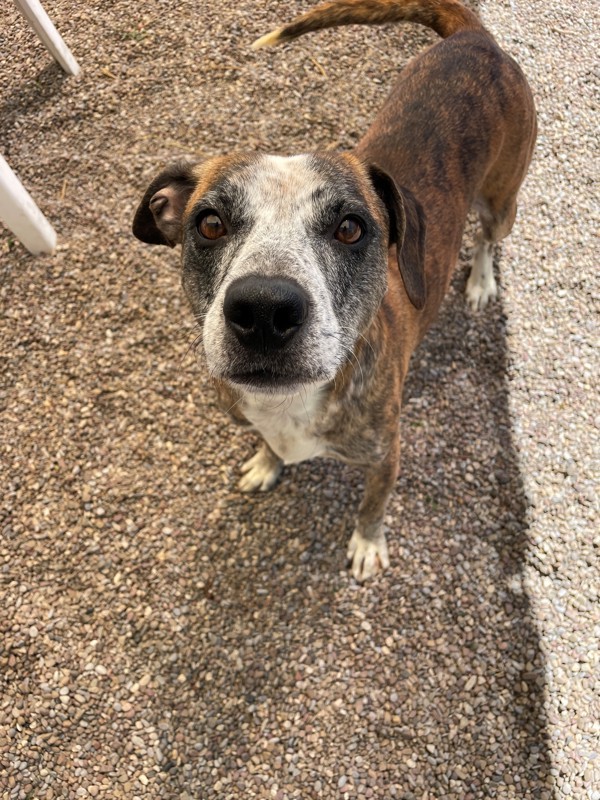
[254,0,537,318]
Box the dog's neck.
[239,384,327,464]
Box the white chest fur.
[241,386,327,464]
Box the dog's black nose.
[223,276,310,353]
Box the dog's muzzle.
[223,275,310,355]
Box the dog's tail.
[252,0,486,50]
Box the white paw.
[346,529,390,582]
[466,270,498,311]
[466,241,497,311]
[238,448,282,493]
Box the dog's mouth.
[225,367,327,394]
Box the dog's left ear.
[368,164,427,310]
[132,160,199,247]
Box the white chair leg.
[13,0,81,76]
[0,155,57,255]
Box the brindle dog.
[132,0,536,581]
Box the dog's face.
[133,152,425,394]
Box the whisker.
[175,321,199,337]
[322,329,366,386]
[299,385,311,425]
[356,330,376,358]
[334,324,376,359]
[226,395,244,415]
[348,348,365,385]
[181,331,204,364]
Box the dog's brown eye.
[198,211,227,240]
[334,216,364,245]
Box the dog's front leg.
[239,440,283,493]
[347,436,400,581]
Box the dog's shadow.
[154,234,552,796]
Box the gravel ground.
[1,0,598,798]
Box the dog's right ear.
[132,160,199,247]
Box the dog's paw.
[239,446,282,493]
[466,241,498,311]
[346,529,390,582]
[466,270,498,311]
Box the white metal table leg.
[0,155,57,255]
[13,0,81,76]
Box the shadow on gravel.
[0,62,69,142]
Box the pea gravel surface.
[0,0,598,798]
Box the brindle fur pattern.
[133,0,536,580]
[251,0,482,48]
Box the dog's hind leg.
[466,230,497,312]
[466,195,517,312]
[239,441,283,492]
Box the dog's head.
[133,152,425,394]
